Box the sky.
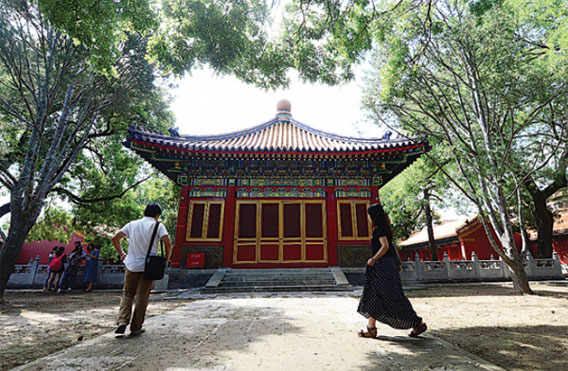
[169,68,381,138]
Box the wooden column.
[325,185,338,266]
[370,186,380,204]
[222,184,237,267]
[171,185,190,268]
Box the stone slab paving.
[14,293,502,371]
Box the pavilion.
[124,100,429,268]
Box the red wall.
[400,242,462,262]
[552,236,568,264]
[8,232,87,265]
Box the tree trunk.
[477,184,533,295]
[0,191,43,301]
[531,193,554,258]
[507,255,533,295]
[0,208,33,301]
[424,188,438,261]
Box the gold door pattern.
[233,200,328,264]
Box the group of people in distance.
[43,240,101,293]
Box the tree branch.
[51,175,151,204]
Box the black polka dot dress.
[357,226,422,329]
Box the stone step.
[202,284,353,294]
[219,280,337,287]
[226,268,332,273]
[203,267,353,294]
[223,272,334,277]
[222,275,334,282]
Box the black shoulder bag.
[143,222,166,280]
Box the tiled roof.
[399,217,470,247]
[126,117,428,155]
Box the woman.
[83,243,100,292]
[357,204,427,338]
[43,246,58,291]
[46,246,67,291]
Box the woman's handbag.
[143,222,166,280]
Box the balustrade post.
[414,253,423,281]
[525,250,535,279]
[552,251,562,278]
[471,252,480,279]
[443,252,451,280]
[30,255,40,286]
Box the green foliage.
[38,0,158,73]
[26,203,74,243]
[72,170,180,245]
[148,0,291,87]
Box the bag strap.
[145,222,160,261]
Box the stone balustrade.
[7,250,565,289]
[7,257,126,289]
[399,251,564,282]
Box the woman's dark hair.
[88,242,99,250]
[73,242,83,252]
[56,246,65,256]
[367,203,393,241]
[144,203,162,218]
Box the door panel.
[282,242,302,261]
[260,243,279,261]
[306,243,325,261]
[234,200,327,265]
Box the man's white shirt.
[119,216,168,272]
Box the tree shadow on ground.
[0,291,180,370]
[16,299,303,370]
[403,284,568,299]
[357,324,568,371]
[358,335,484,371]
[431,325,568,371]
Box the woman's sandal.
[409,323,427,337]
[358,326,377,338]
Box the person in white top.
[111,203,172,336]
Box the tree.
[378,151,459,260]
[0,2,174,300]
[279,0,568,293]
[366,1,568,293]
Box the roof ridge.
[128,117,424,144]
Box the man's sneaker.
[57,289,62,293]
[115,323,127,335]
[67,287,72,292]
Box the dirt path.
[1,281,567,370]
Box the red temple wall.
[6,231,87,265]
[171,185,376,268]
[552,237,568,264]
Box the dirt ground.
[408,281,568,371]
[1,281,567,371]
[0,291,183,370]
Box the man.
[112,203,172,336]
